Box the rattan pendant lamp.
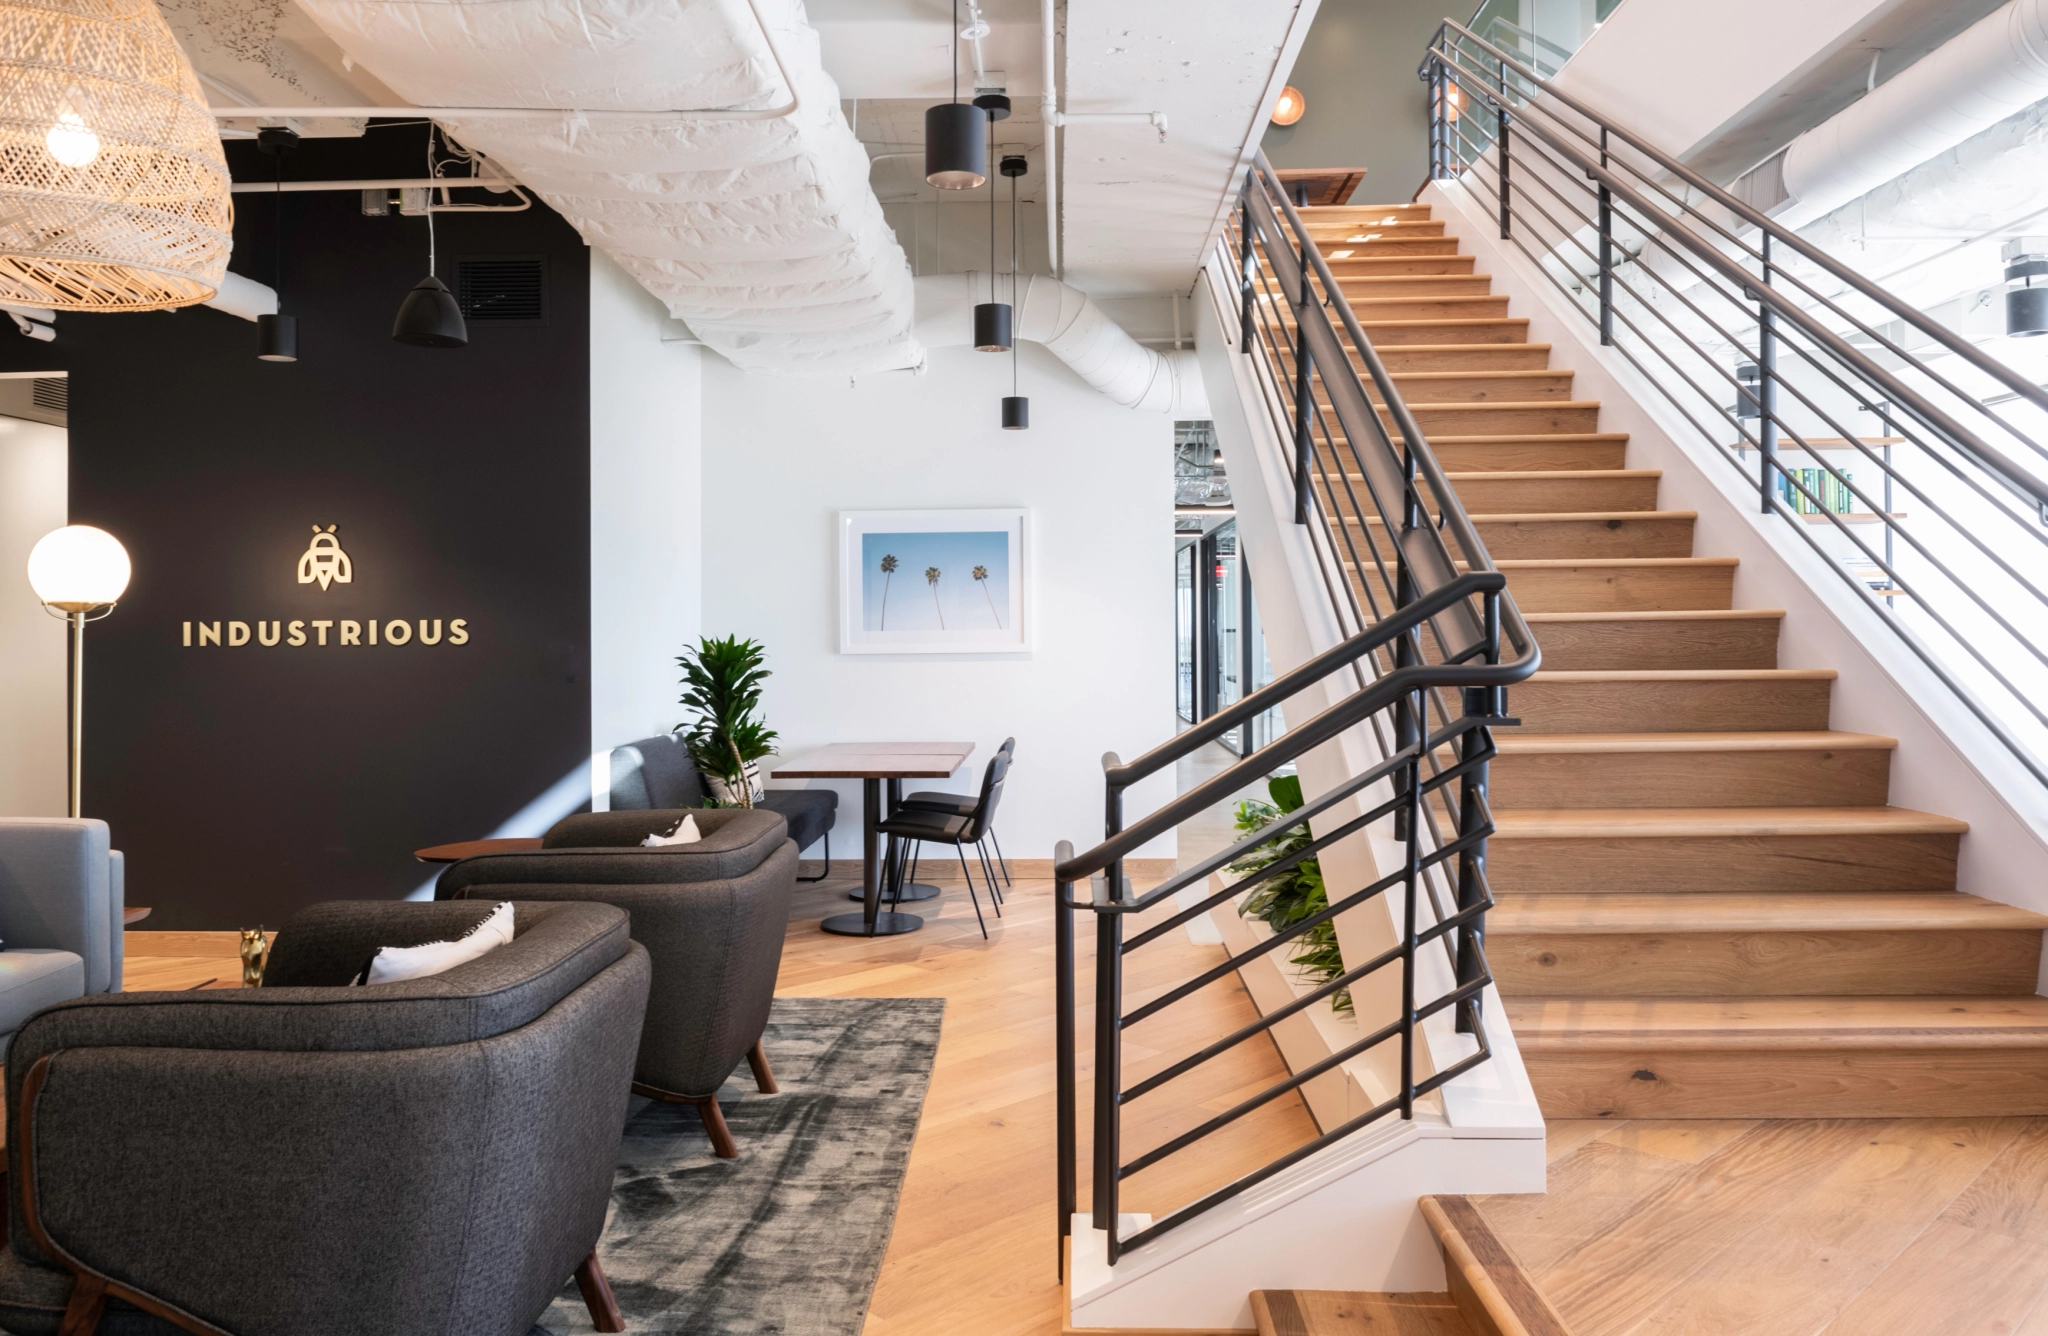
[0,0,234,310]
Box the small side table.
[414,838,545,864]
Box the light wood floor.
[1478,1115,2048,1336]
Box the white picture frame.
[838,509,1029,654]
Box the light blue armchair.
[0,819,124,1052]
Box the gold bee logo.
[296,525,353,591]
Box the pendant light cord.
[952,0,960,103]
[989,121,996,303]
[425,125,439,277]
[1011,160,1020,393]
[273,148,283,298]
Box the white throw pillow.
[642,813,703,847]
[356,901,515,985]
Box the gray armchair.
[436,807,795,1158]
[0,820,125,1053]
[609,733,838,881]
[0,899,650,1336]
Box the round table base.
[846,882,939,902]
[820,911,924,937]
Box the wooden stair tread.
[1529,667,1833,681]
[1504,995,2048,1049]
[1350,509,1696,525]
[1492,806,1968,838]
[1427,432,1626,444]
[1494,730,1895,755]
[1444,469,1654,480]
[1398,399,1601,411]
[1251,1290,1477,1336]
[1421,1196,1575,1336]
[1490,891,2048,933]
[1523,609,1782,623]
[1493,557,1735,569]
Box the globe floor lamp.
[27,526,130,818]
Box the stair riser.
[1323,238,1461,256]
[1489,745,1891,808]
[1529,618,1780,670]
[1489,831,1961,892]
[1390,404,1602,435]
[1325,257,1476,277]
[1479,516,1694,559]
[1502,564,1735,613]
[1378,376,1577,404]
[1520,1049,2048,1118]
[1346,297,1511,321]
[1374,346,1552,371]
[1512,677,1830,731]
[1492,927,2043,998]
[1307,221,1446,239]
[1361,320,1528,344]
[1432,441,1629,472]
[1341,514,1693,560]
[1334,276,1496,298]
[1454,477,1658,511]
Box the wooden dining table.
[770,742,976,937]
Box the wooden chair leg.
[747,1039,779,1094]
[691,1095,739,1159]
[574,1252,625,1333]
[58,1274,107,1336]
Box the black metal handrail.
[1421,17,2048,787]
[1053,152,1541,1274]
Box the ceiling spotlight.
[1271,85,1306,127]
[925,0,989,188]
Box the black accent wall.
[0,126,591,929]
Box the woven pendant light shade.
[0,0,233,310]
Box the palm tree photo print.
[860,530,1010,633]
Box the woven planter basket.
[0,0,233,309]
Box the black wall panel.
[0,127,591,928]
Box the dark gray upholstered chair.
[0,820,126,1053]
[0,899,650,1336]
[876,750,1012,939]
[435,807,795,1159]
[900,737,1015,891]
[608,733,838,882]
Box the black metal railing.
[1421,18,2048,787]
[1052,155,1539,1271]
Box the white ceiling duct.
[915,273,1208,416]
[288,0,920,373]
[1758,0,2048,231]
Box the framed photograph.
[839,509,1029,654]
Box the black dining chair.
[900,737,1014,897]
[876,749,1011,939]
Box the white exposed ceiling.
[1059,0,1315,297]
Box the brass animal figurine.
[239,927,269,988]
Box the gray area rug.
[533,996,944,1335]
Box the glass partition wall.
[1175,519,1281,755]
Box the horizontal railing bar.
[1119,894,1496,1104]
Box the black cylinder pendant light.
[394,126,469,348]
[974,120,1012,352]
[925,0,987,188]
[1000,153,1029,430]
[256,127,300,362]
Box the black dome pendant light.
[393,125,469,348]
[255,127,298,362]
[1000,153,1029,430]
[974,119,1011,352]
[924,0,987,189]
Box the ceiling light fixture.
[1000,153,1029,430]
[0,0,232,311]
[925,0,988,189]
[975,123,1012,352]
[392,127,468,348]
[1271,85,1306,127]
[255,127,299,362]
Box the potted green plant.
[675,635,779,807]
[1231,774,1349,1012]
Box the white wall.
[589,249,704,799]
[0,415,66,817]
[699,342,1177,858]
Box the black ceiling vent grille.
[456,256,546,324]
[31,377,67,413]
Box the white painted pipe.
[1041,0,1060,278]
[206,271,279,322]
[1774,0,2048,230]
[914,273,1207,416]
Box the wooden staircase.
[1292,200,2048,1118]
